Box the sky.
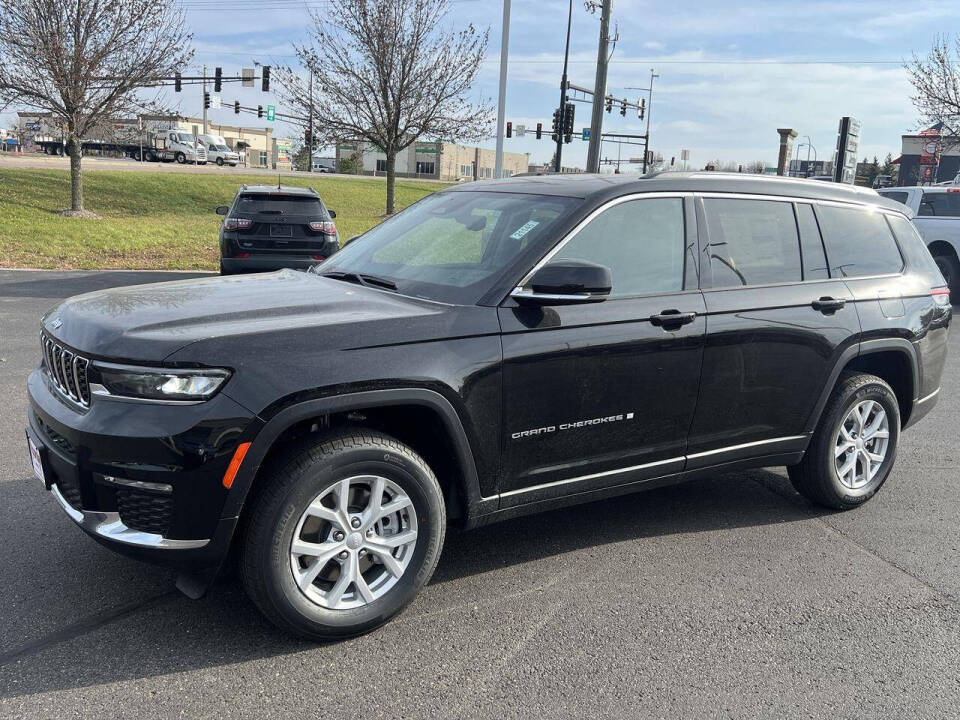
[3,0,955,171]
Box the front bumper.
[26,364,256,570]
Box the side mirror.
[215,206,229,215]
[511,260,612,305]
[328,209,337,218]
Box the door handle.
[811,296,846,313]
[650,309,697,328]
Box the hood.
[42,269,479,363]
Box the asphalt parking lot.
[1,268,958,719]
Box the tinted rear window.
[795,203,830,280]
[817,205,903,277]
[235,194,323,214]
[917,191,960,217]
[879,191,909,205]
[886,214,945,281]
[703,198,801,287]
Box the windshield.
[317,190,579,304]
[217,144,230,151]
[176,133,195,143]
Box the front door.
[497,194,706,505]
[686,195,861,468]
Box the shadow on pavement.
[0,270,211,299]
[0,467,822,699]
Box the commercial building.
[788,159,833,178]
[335,140,529,181]
[897,129,960,185]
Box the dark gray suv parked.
[217,185,340,274]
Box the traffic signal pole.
[585,0,611,173]
[494,0,510,179]
[553,0,573,173]
[307,68,314,173]
[202,65,208,135]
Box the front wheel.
[789,372,900,510]
[175,152,186,164]
[216,157,224,166]
[240,431,446,640]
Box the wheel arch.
[221,388,489,527]
[804,339,918,434]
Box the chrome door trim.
[490,434,808,501]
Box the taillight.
[309,220,336,234]
[223,217,252,231]
[932,287,951,306]
[312,254,326,260]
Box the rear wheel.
[240,431,445,640]
[933,252,959,295]
[788,373,900,510]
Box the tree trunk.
[67,136,83,212]
[385,151,396,215]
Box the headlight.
[89,362,230,402]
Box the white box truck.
[199,134,240,166]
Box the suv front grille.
[41,334,90,407]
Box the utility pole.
[554,0,573,173]
[307,67,314,173]
[494,0,511,179]
[202,65,208,135]
[642,69,657,172]
[585,0,612,173]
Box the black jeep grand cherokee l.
[27,173,951,639]
[217,184,339,275]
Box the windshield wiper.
[321,271,398,291]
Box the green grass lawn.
[0,167,444,270]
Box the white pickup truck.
[877,185,960,292]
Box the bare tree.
[0,0,192,214]
[906,35,960,139]
[275,0,493,214]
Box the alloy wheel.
[834,400,890,489]
[289,474,418,610]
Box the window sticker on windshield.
[509,221,540,240]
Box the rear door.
[686,195,861,467]
[497,194,706,504]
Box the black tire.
[175,152,186,164]
[933,252,959,296]
[239,430,446,640]
[219,260,232,276]
[788,372,900,510]
[216,157,224,166]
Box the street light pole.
[308,67,314,174]
[642,69,657,172]
[494,0,511,179]
[553,0,573,173]
[202,64,208,135]
[585,0,612,173]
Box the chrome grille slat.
[41,333,90,408]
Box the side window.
[886,214,943,279]
[795,203,830,280]
[549,198,685,297]
[817,205,904,277]
[917,192,960,217]
[879,191,909,206]
[703,198,801,287]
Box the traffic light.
[214,67,222,92]
[638,98,645,120]
[563,102,575,143]
[261,66,270,92]
[305,128,312,146]
[551,107,561,142]
[234,100,240,114]
[620,98,627,116]
[506,121,512,138]
[536,122,542,140]
[257,105,263,119]
[671,156,675,166]
[605,96,612,113]
[203,92,210,109]
[174,72,181,92]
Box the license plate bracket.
[270,225,293,238]
[27,434,49,489]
